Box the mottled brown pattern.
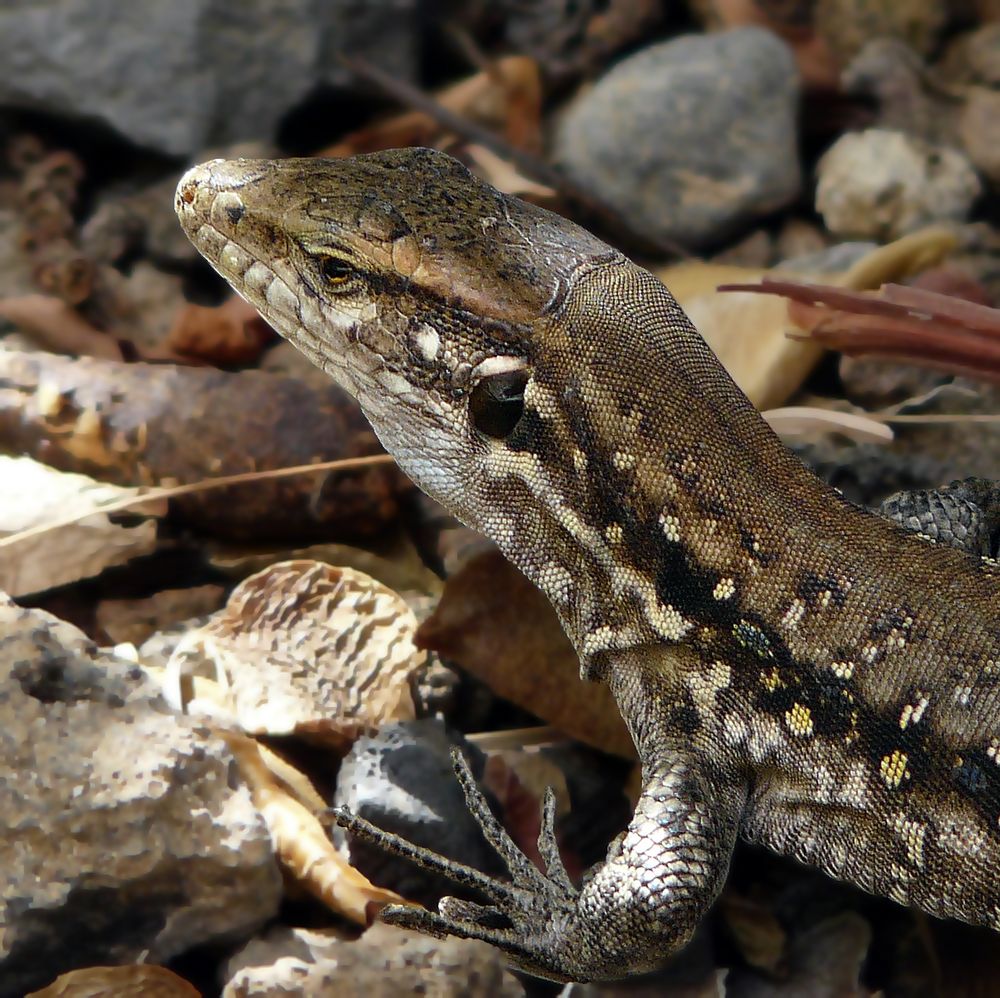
[176,148,1000,981]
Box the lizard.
[175,147,1000,983]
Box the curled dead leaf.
[26,963,199,997]
[0,456,163,597]
[165,561,426,746]
[464,144,557,200]
[0,294,122,359]
[319,56,542,158]
[223,731,411,925]
[763,406,894,444]
[725,279,1000,385]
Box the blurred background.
[2,2,1000,997]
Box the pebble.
[960,88,1000,185]
[553,27,801,250]
[816,129,981,240]
[334,720,504,908]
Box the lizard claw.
[332,749,583,980]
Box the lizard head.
[176,147,775,674]
[175,148,618,534]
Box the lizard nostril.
[224,202,245,225]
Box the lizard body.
[176,149,1000,982]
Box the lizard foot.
[331,749,583,981]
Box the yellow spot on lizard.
[759,666,784,692]
[785,702,814,737]
[880,750,910,789]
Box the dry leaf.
[694,0,841,88]
[464,144,556,200]
[26,963,199,997]
[482,751,578,881]
[223,731,410,924]
[165,561,425,746]
[0,456,163,597]
[319,56,542,158]
[96,584,226,646]
[418,548,635,760]
[207,537,443,602]
[675,273,810,411]
[718,894,788,973]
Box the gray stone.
[0,593,282,998]
[553,28,802,250]
[334,720,503,908]
[816,129,982,240]
[0,0,416,156]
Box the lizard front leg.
[335,748,745,982]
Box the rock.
[81,260,188,353]
[221,923,524,998]
[777,240,875,275]
[709,229,774,269]
[843,37,1000,187]
[502,0,661,88]
[795,379,1000,508]
[84,142,278,268]
[0,0,417,156]
[842,39,954,146]
[553,28,801,250]
[935,23,1000,90]
[0,594,282,998]
[774,218,829,262]
[960,88,1000,185]
[334,720,504,908]
[816,130,981,240]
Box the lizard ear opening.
[469,368,529,439]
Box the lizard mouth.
[175,160,290,312]
[175,159,365,395]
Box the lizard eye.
[317,255,357,289]
[469,368,528,439]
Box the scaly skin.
[176,149,1000,982]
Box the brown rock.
[0,594,282,998]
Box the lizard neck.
[480,260,848,678]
